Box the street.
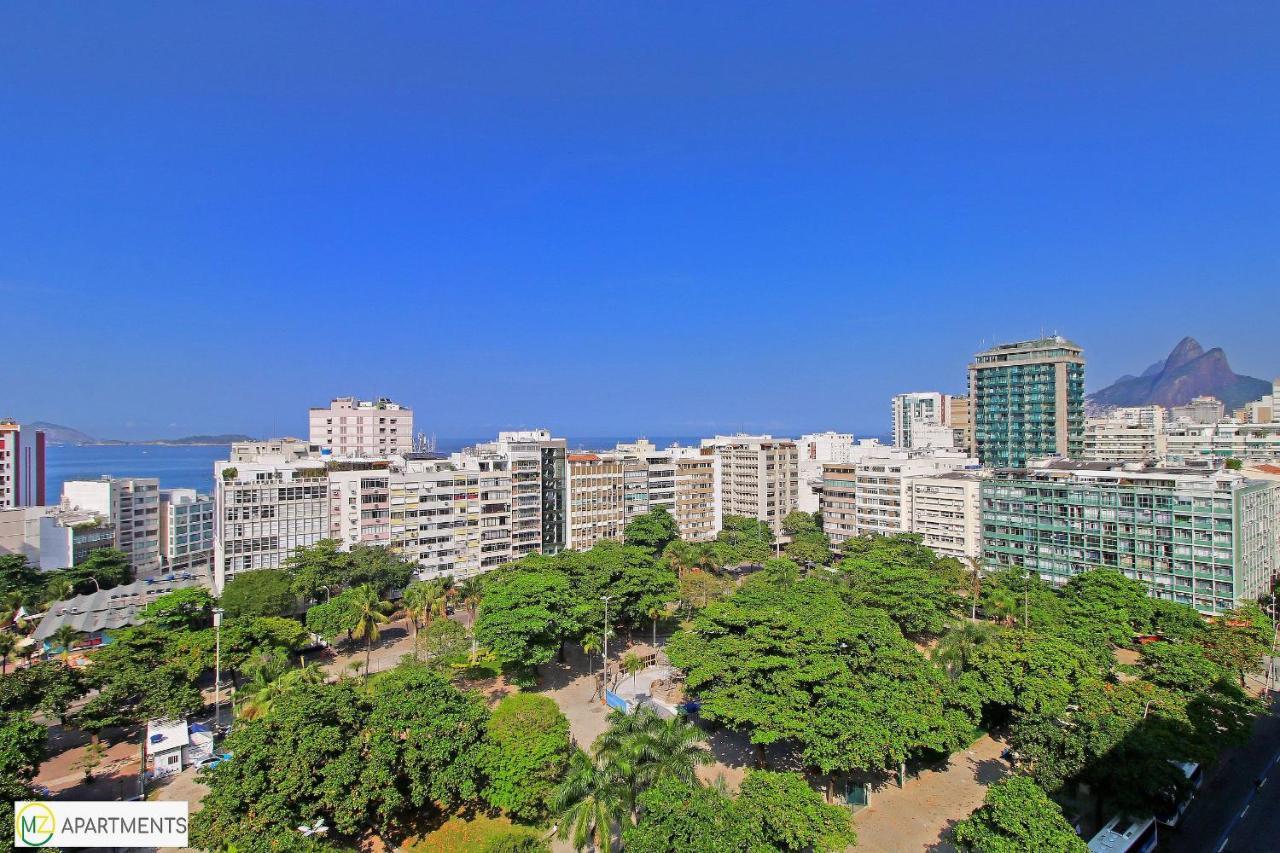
[1164,689,1280,853]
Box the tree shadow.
[970,756,1009,786]
[924,818,961,853]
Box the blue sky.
[2,3,1277,440]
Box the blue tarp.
[604,690,630,713]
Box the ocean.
[40,435,709,499]
[45,445,230,498]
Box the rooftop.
[33,573,205,641]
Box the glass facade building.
[981,460,1278,614]
[969,336,1085,468]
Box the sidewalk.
[852,734,1008,853]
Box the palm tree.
[457,578,482,622]
[0,591,25,627]
[934,621,999,678]
[986,588,1019,626]
[693,543,723,575]
[238,664,325,720]
[581,633,602,685]
[646,603,664,650]
[50,625,80,662]
[349,585,389,681]
[622,651,644,690]
[662,541,696,579]
[592,708,711,817]
[402,580,438,658]
[965,557,983,620]
[552,750,628,851]
[0,632,15,676]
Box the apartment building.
[464,430,567,558]
[949,396,973,450]
[213,449,329,590]
[309,396,413,457]
[796,432,856,513]
[565,453,626,550]
[389,455,513,578]
[614,440,679,520]
[892,393,949,449]
[1170,396,1225,424]
[0,420,45,509]
[673,454,718,541]
[981,459,1279,614]
[1083,407,1167,463]
[969,336,1086,468]
[63,477,162,577]
[159,489,214,576]
[1165,422,1280,465]
[1236,379,1279,424]
[701,435,798,535]
[820,462,858,544]
[0,506,115,570]
[850,447,976,538]
[909,472,983,560]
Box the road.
[1164,689,1280,853]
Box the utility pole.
[213,608,224,734]
[601,595,614,694]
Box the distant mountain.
[1088,337,1272,413]
[27,422,253,446]
[28,422,97,444]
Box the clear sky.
[2,3,1277,441]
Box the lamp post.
[601,595,615,694]
[213,608,224,734]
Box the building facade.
[62,477,162,577]
[309,397,413,458]
[701,435,798,535]
[673,455,718,541]
[565,453,626,551]
[796,432,856,514]
[909,472,984,560]
[1170,396,1225,424]
[1165,422,1280,465]
[159,489,214,576]
[969,336,1086,468]
[0,420,45,509]
[981,459,1278,614]
[1083,407,1167,463]
[892,393,947,449]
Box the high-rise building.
[1236,379,1279,424]
[465,430,567,558]
[1083,407,1167,463]
[0,420,45,509]
[968,336,1085,468]
[909,472,984,561]
[892,393,947,449]
[1170,396,1225,425]
[981,459,1278,614]
[796,432,856,513]
[159,489,214,577]
[309,396,413,457]
[949,396,973,450]
[701,435,799,535]
[565,453,625,550]
[673,454,718,541]
[1164,422,1280,465]
[62,477,162,577]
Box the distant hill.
[28,422,97,444]
[28,422,253,446]
[1088,337,1272,413]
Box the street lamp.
[601,595,615,693]
[213,608,225,733]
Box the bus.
[1087,815,1157,853]
[1157,761,1204,828]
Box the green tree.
[475,568,578,673]
[417,618,472,674]
[0,632,15,676]
[624,506,681,555]
[678,570,731,612]
[56,547,133,595]
[952,776,1086,853]
[304,587,362,643]
[735,769,855,852]
[781,510,819,537]
[662,540,697,579]
[286,539,349,600]
[238,664,325,721]
[140,586,215,630]
[480,694,574,820]
[784,531,832,566]
[551,750,629,852]
[1197,603,1272,686]
[623,776,749,853]
[49,624,81,661]
[1140,641,1225,692]
[0,555,44,606]
[955,631,1100,723]
[349,585,389,679]
[838,534,968,637]
[221,569,297,619]
[1059,568,1154,649]
[714,515,775,565]
[402,579,446,657]
[622,651,645,689]
[1225,457,1243,470]
[934,621,1002,679]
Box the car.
[196,752,233,771]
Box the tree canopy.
[952,776,1086,853]
[623,506,681,555]
[838,534,968,637]
[480,693,574,820]
[220,569,298,619]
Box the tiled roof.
[33,574,205,641]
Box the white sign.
[14,800,189,848]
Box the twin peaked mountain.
[1088,336,1271,413]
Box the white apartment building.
[1236,379,1279,424]
[309,397,413,458]
[673,454,718,541]
[892,393,955,449]
[1083,407,1167,463]
[1170,396,1225,424]
[62,477,162,577]
[796,432,856,514]
[909,472,983,560]
[213,449,329,590]
[701,435,799,535]
[1165,422,1280,465]
[821,445,976,545]
[159,489,214,577]
[565,453,626,551]
[0,506,115,571]
[465,430,567,557]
